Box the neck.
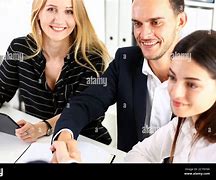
[148,35,180,82]
[42,36,70,60]
[148,54,171,82]
[191,116,199,125]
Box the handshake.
[51,139,81,163]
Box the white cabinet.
[83,0,106,43]
[105,0,120,57]
[118,0,132,51]
[182,0,216,38]
[0,0,32,55]
[105,0,132,57]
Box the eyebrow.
[169,68,201,81]
[148,17,165,21]
[46,4,73,8]
[46,4,57,7]
[132,17,165,23]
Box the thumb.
[51,153,58,163]
[17,119,26,127]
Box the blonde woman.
[0,0,111,144]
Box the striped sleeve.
[0,39,19,105]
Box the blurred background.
[1,0,215,57]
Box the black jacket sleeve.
[53,48,121,139]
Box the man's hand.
[50,140,81,163]
[57,130,73,141]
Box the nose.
[53,12,65,24]
[169,82,185,100]
[139,23,154,39]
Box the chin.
[172,110,188,118]
[51,37,68,42]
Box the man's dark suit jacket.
[53,46,149,152]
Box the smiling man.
[52,0,187,154]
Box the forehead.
[45,0,72,6]
[132,0,174,20]
[170,57,212,80]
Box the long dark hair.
[169,30,216,163]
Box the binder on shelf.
[181,6,213,38]
[84,0,106,42]
[118,0,132,48]
[105,0,119,57]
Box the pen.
[110,155,116,163]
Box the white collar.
[142,58,155,77]
[142,58,168,86]
[180,117,197,138]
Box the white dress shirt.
[142,59,172,134]
[125,117,216,163]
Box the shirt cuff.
[52,129,74,144]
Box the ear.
[176,12,187,31]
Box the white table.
[0,105,126,163]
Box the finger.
[18,134,31,141]
[16,123,30,134]
[18,130,35,141]
[67,140,78,153]
[52,141,74,163]
[51,152,58,163]
[15,131,28,138]
[16,119,27,127]
[53,141,69,155]
[21,136,36,143]
[66,140,81,161]
[50,144,56,153]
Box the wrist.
[42,120,53,136]
[35,122,47,137]
[58,131,73,141]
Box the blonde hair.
[30,0,110,76]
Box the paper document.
[0,132,30,163]
[16,140,114,163]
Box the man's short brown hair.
[169,0,185,15]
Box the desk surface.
[0,105,126,163]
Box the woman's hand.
[15,114,60,143]
[15,119,43,143]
